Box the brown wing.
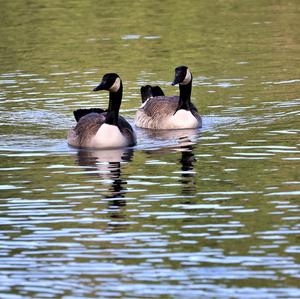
[72,112,105,145]
[142,96,179,118]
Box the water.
[1,0,300,298]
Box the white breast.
[89,124,128,149]
[167,109,200,129]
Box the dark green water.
[1,0,299,298]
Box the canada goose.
[135,66,202,129]
[68,73,136,149]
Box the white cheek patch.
[181,69,192,85]
[109,77,121,92]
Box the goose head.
[93,73,121,93]
[172,66,192,86]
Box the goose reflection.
[140,128,199,196]
[177,145,197,196]
[75,147,134,211]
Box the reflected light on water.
[1,0,300,298]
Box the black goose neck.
[177,76,192,111]
[105,82,123,126]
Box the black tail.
[140,85,153,103]
[73,108,105,122]
[151,86,165,97]
[140,85,165,103]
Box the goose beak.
[93,82,106,91]
[172,72,182,86]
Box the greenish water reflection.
[0,0,299,298]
